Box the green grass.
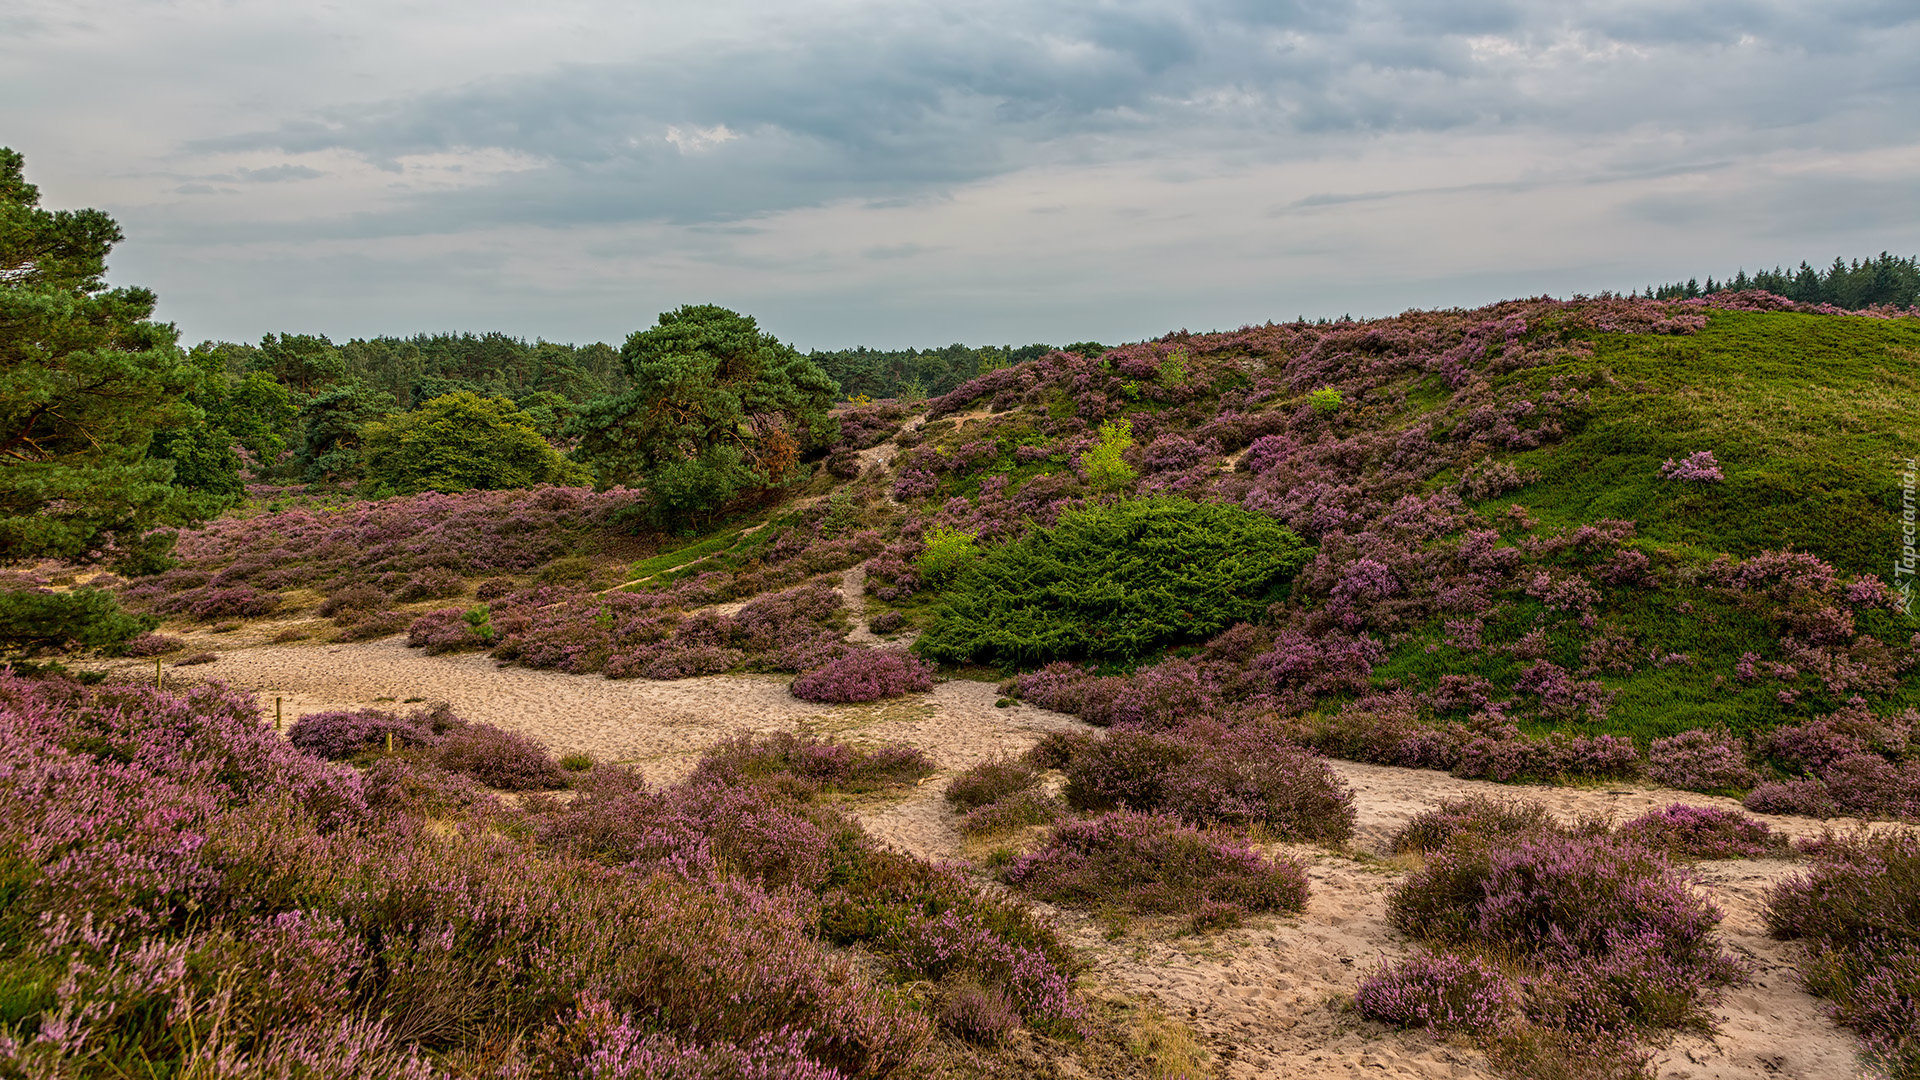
[1499,311,1920,576]
[626,527,748,579]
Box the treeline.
[807,341,1101,402]
[1636,251,1919,309]
[197,331,627,409]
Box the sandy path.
[158,635,1881,1080]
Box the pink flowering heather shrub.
[790,649,934,703]
[959,789,1067,835]
[434,722,567,791]
[1616,805,1787,860]
[1647,728,1759,795]
[1451,728,1640,783]
[1389,832,1744,1033]
[119,631,186,657]
[692,731,935,794]
[287,706,445,760]
[944,755,1042,811]
[1389,794,1561,855]
[1659,450,1724,482]
[1008,810,1310,921]
[1355,952,1518,1035]
[1058,725,1353,842]
[152,583,283,620]
[1765,832,1920,1076]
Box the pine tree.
[0,148,201,571]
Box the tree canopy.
[0,147,202,571]
[361,391,589,495]
[572,305,839,525]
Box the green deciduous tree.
[0,147,203,572]
[362,391,589,494]
[572,305,838,526]
[148,345,298,508]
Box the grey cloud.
[237,164,324,182]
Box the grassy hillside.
[1508,309,1920,573]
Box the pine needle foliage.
[916,497,1311,666]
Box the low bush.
[1355,952,1518,1035]
[319,583,387,619]
[945,755,1042,811]
[288,706,442,760]
[959,789,1067,835]
[120,631,186,656]
[174,651,218,666]
[434,722,567,791]
[917,497,1313,666]
[692,731,935,793]
[1765,832,1920,1076]
[790,649,934,703]
[1389,832,1744,1034]
[337,610,410,641]
[1390,794,1560,855]
[1646,729,1758,795]
[1616,805,1788,860]
[1007,810,1310,919]
[1061,726,1356,844]
[867,609,907,635]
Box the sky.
[4,0,1917,350]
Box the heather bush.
[944,755,1042,811]
[288,706,444,760]
[1007,810,1310,919]
[1060,726,1355,843]
[1615,805,1787,860]
[867,609,906,635]
[435,721,567,791]
[119,631,186,657]
[1766,832,1920,1076]
[790,649,934,703]
[1451,730,1640,783]
[1355,952,1518,1035]
[1389,832,1744,1033]
[0,673,1115,1075]
[958,789,1066,835]
[692,731,935,793]
[319,582,388,618]
[1646,728,1758,795]
[338,609,410,640]
[175,650,218,666]
[1390,794,1560,855]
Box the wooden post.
[155,657,162,689]
[386,731,394,755]
[275,697,283,733]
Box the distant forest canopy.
[194,331,629,410]
[1634,251,1918,308]
[803,342,1093,402]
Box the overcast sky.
[4,0,1917,349]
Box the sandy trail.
[156,635,1880,1080]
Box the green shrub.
[916,525,980,586]
[0,588,153,652]
[917,497,1313,666]
[1308,387,1342,415]
[1079,418,1136,491]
